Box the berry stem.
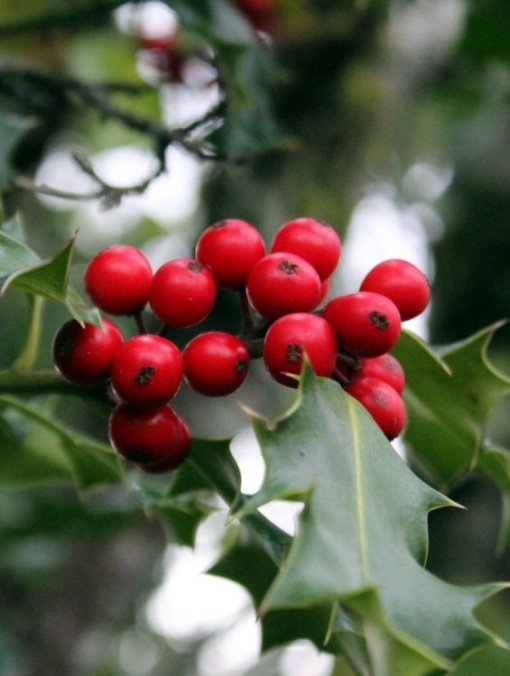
[133,311,148,335]
[332,367,350,387]
[238,288,256,335]
[243,337,264,360]
[13,295,44,371]
[157,323,171,338]
[336,351,361,371]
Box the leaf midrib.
[347,396,371,584]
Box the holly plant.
[2,1,510,675]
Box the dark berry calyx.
[286,343,303,363]
[134,365,156,386]
[188,260,204,273]
[369,311,389,330]
[278,260,299,275]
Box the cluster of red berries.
[52,216,430,474]
[137,0,277,84]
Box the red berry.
[247,252,322,320]
[84,245,153,316]
[270,217,341,281]
[195,219,266,290]
[317,277,331,306]
[139,31,186,83]
[359,259,430,321]
[323,292,401,358]
[149,258,216,328]
[109,403,190,468]
[111,334,183,407]
[356,354,405,395]
[183,332,250,396]
[263,312,338,387]
[345,377,406,439]
[235,0,277,32]
[140,416,191,473]
[53,318,123,385]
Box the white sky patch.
[145,512,256,646]
[197,610,261,676]
[115,1,179,39]
[230,426,303,537]
[230,426,265,495]
[64,144,205,253]
[33,142,98,212]
[279,641,334,676]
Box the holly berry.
[149,258,216,328]
[356,354,405,395]
[344,377,406,440]
[195,219,266,290]
[323,291,401,358]
[140,416,191,473]
[234,0,277,32]
[359,259,430,321]
[270,217,341,281]
[247,252,322,320]
[110,334,183,407]
[53,318,123,385]
[183,332,250,396]
[84,245,153,316]
[263,312,338,387]
[138,30,186,83]
[109,403,190,469]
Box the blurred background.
[2,0,510,674]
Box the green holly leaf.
[234,365,508,671]
[166,0,254,45]
[392,325,510,487]
[0,395,122,494]
[477,446,510,553]
[448,645,510,675]
[0,231,99,325]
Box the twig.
[0,59,229,203]
[12,155,164,209]
[0,0,128,38]
[0,61,226,160]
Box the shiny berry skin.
[270,217,341,281]
[52,318,123,385]
[149,258,216,328]
[357,354,405,395]
[84,245,153,316]
[111,334,183,407]
[247,252,322,320]
[359,259,430,321]
[140,417,191,473]
[317,277,331,306]
[323,292,401,358]
[344,377,406,440]
[109,403,190,468]
[195,219,266,290]
[263,312,338,387]
[183,332,250,396]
